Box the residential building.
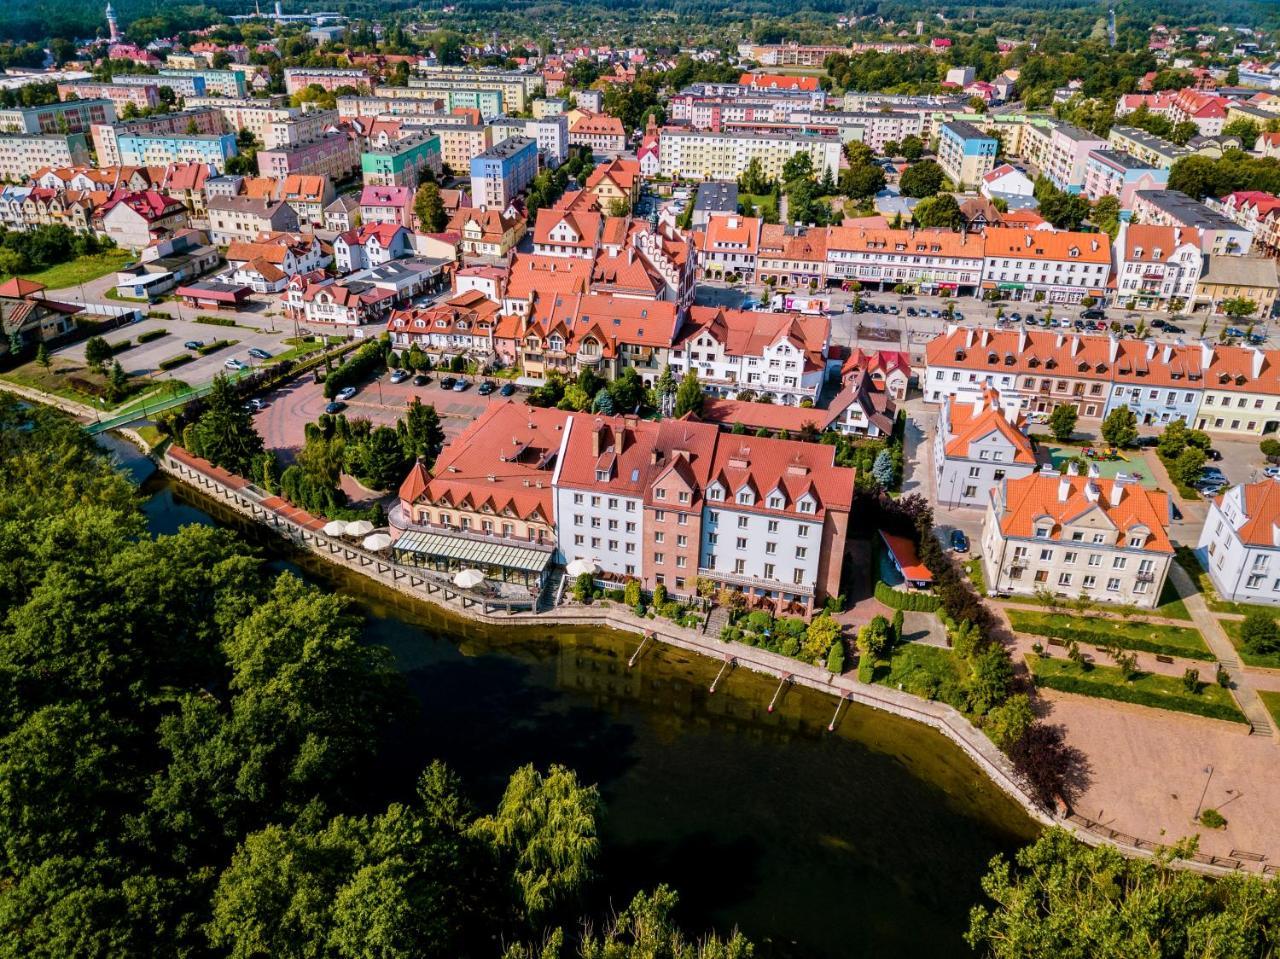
[756,224,827,289]
[0,98,114,135]
[1196,255,1280,317]
[226,233,328,287]
[430,123,492,173]
[113,228,219,300]
[697,213,761,281]
[115,132,238,172]
[569,113,626,155]
[469,135,538,210]
[283,67,372,95]
[1082,149,1170,209]
[1113,222,1203,310]
[0,277,81,357]
[116,72,204,97]
[1103,339,1210,426]
[1169,89,1229,136]
[657,128,842,182]
[1019,121,1107,194]
[1199,478,1280,606]
[362,132,442,189]
[980,227,1111,304]
[841,347,913,400]
[980,164,1035,201]
[582,157,642,212]
[258,131,361,181]
[323,193,359,233]
[91,108,224,166]
[206,194,300,245]
[1193,342,1280,437]
[0,133,90,182]
[935,385,1036,508]
[1211,191,1280,257]
[333,222,412,272]
[386,289,500,360]
[99,190,189,250]
[1130,190,1251,255]
[532,207,602,258]
[57,80,159,111]
[826,225,987,294]
[1107,125,1192,170]
[278,174,335,227]
[981,467,1174,608]
[936,120,998,190]
[187,98,331,150]
[692,182,738,227]
[668,305,830,406]
[359,184,414,228]
[158,68,245,97]
[449,206,525,257]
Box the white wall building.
[1199,478,1280,606]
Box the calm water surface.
[102,434,1038,958]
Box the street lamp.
[1194,764,1215,821]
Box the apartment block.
[469,135,538,210]
[979,227,1111,303]
[0,133,90,183]
[361,132,442,189]
[284,68,373,95]
[1107,125,1192,170]
[1130,190,1251,255]
[258,131,361,180]
[491,114,570,166]
[657,128,842,182]
[825,225,986,294]
[206,194,300,245]
[936,119,997,189]
[1019,121,1106,194]
[91,108,224,166]
[57,81,159,111]
[1199,478,1280,606]
[116,132,238,172]
[159,69,245,97]
[0,98,115,135]
[187,98,333,149]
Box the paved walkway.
[1169,561,1277,737]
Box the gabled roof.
[678,306,829,371]
[942,387,1035,465]
[996,473,1172,552]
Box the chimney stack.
[1110,474,1127,507]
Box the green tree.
[857,615,891,661]
[34,342,50,368]
[965,646,1014,715]
[104,360,129,403]
[1171,446,1206,488]
[1241,611,1280,654]
[1223,117,1260,150]
[1100,406,1137,449]
[911,193,963,229]
[185,374,264,476]
[83,335,112,372]
[413,181,447,232]
[363,425,410,490]
[983,693,1035,751]
[801,613,841,665]
[674,370,704,418]
[900,135,925,161]
[871,448,895,487]
[1047,404,1077,443]
[1221,296,1258,319]
[899,160,945,198]
[398,398,444,464]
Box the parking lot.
[54,314,303,391]
[253,370,519,458]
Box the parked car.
[1225,327,1247,338]
[1265,465,1280,478]
[1081,309,1105,320]
[452,379,469,392]
[1201,465,1226,480]
[905,307,917,316]
[1134,436,1160,448]
[1164,324,1186,335]
[477,380,495,395]
[324,401,346,414]
[499,382,516,396]
[1123,323,1137,333]
[247,347,271,360]
[439,376,457,390]
[183,340,204,350]
[224,358,246,370]
[336,386,357,401]
[1206,448,1222,461]
[389,369,410,384]
[950,529,969,553]
[413,373,431,386]
[1150,319,1168,330]
[245,398,267,412]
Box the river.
[103,433,1039,958]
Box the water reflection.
[116,440,1038,958]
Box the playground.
[1043,444,1158,488]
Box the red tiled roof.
[997,473,1172,553]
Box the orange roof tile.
[997,473,1172,553]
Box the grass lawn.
[1175,546,1280,617]
[0,357,147,411]
[963,557,987,596]
[1007,608,1212,660]
[739,192,778,221]
[865,643,969,710]
[1218,618,1280,669]
[3,250,131,291]
[1258,690,1280,729]
[996,577,1191,622]
[1026,653,1247,724]
[1041,444,1158,488]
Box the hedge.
[1028,658,1247,724]
[137,329,168,343]
[874,580,941,612]
[1009,617,1213,662]
[157,353,194,371]
[110,339,134,354]
[323,339,386,399]
[196,339,235,356]
[195,315,237,328]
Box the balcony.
[1135,571,1155,584]
[697,566,815,597]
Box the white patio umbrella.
[362,532,393,551]
[565,558,599,577]
[453,568,485,589]
[322,520,347,536]
[344,519,375,537]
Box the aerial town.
[7,0,1280,955]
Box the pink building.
[58,81,160,112]
[257,131,360,181]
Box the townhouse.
[657,128,842,183]
[100,190,189,249]
[225,234,329,292]
[935,385,1037,508]
[756,224,827,288]
[1102,339,1211,426]
[1212,191,1280,257]
[386,289,500,360]
[449,207,525,257]
[206,195,300,245]
[569,114,627,155]
[825,225,986,295]
[334,223,413,272]
[359,184,414,228]
[981,466,1174,608]
[1196,256,1280,319]
[1199,478,1280,606]
[842,347,912,401]
[668,305,830,406]
[278,174,335,227]
[1169,89,1229,136]
[532,208,602,258]
[1112,222,1203,311]
[979,227,1111,304]
[697,213,762,281]
[550,411,854,612]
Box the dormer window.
[797,498,814,513]
[769,495,782,509]
[1128,534,1146,547]
[737,489,754,505]
[1035,526,1051,538]
[708,486,723,501]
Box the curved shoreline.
[147,441,1256,876]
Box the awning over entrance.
[392,530,553,575]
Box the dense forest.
[0,394,749,958]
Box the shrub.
[1182,668,1201,693]
[195,315,237,327]
[323,339,386,399]
[158,353,194,371]
[1007,616,1214,661]
[1240,611,1280,654]
[110,338,133,354]
[1217,665,1230,688]
[826,641,846,674]
[745,610,772,633]
[659,600,682,620]
[196,339,234,356]
[137,328,168,343]
[1199,808,1227,829]
[571,571,594,604]
[874,580,940,612]
[624,579,642,608]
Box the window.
[677,535,687,548]
[793,569,805,584]
[1083,575,1096,589]
[1247,573,1265,589]
[1128,535,1144,547]
[678,491,690,504]
[678,513,688,526]
[764,563,775,579]
[736,537,747,549]
[738,516,749,529]
[590,517,600,528]
[1092,533,1105,544]
[654,552,665,564]
[655,488,666,500]
[1058,572,1071,586]
[708,510,719,524]
[625,542,635,553]
[765,541,777,554]
[1064,551,1077,564]
[969,466,981,477]
[769,495,782,509]
[654,509,666,522]
[1034,570,1048,583]
[734,559,745,574]
[608,497,618,509]
[574,534,584,545]
[626,501,636,512]
[1088,554,1101,567]
[654,531,664,543]
[1071,531,1084,541]
[1035,526,1051,538]
[574,514,583,526]
[676,556,687,568]
[1039,548,1053,561]
[1113,557,1127,569]
[608,519,618,530]
[1134,580,1149,594]
[1107,577,1120,591]
[573,493,583,504]
[798,525,809,537]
